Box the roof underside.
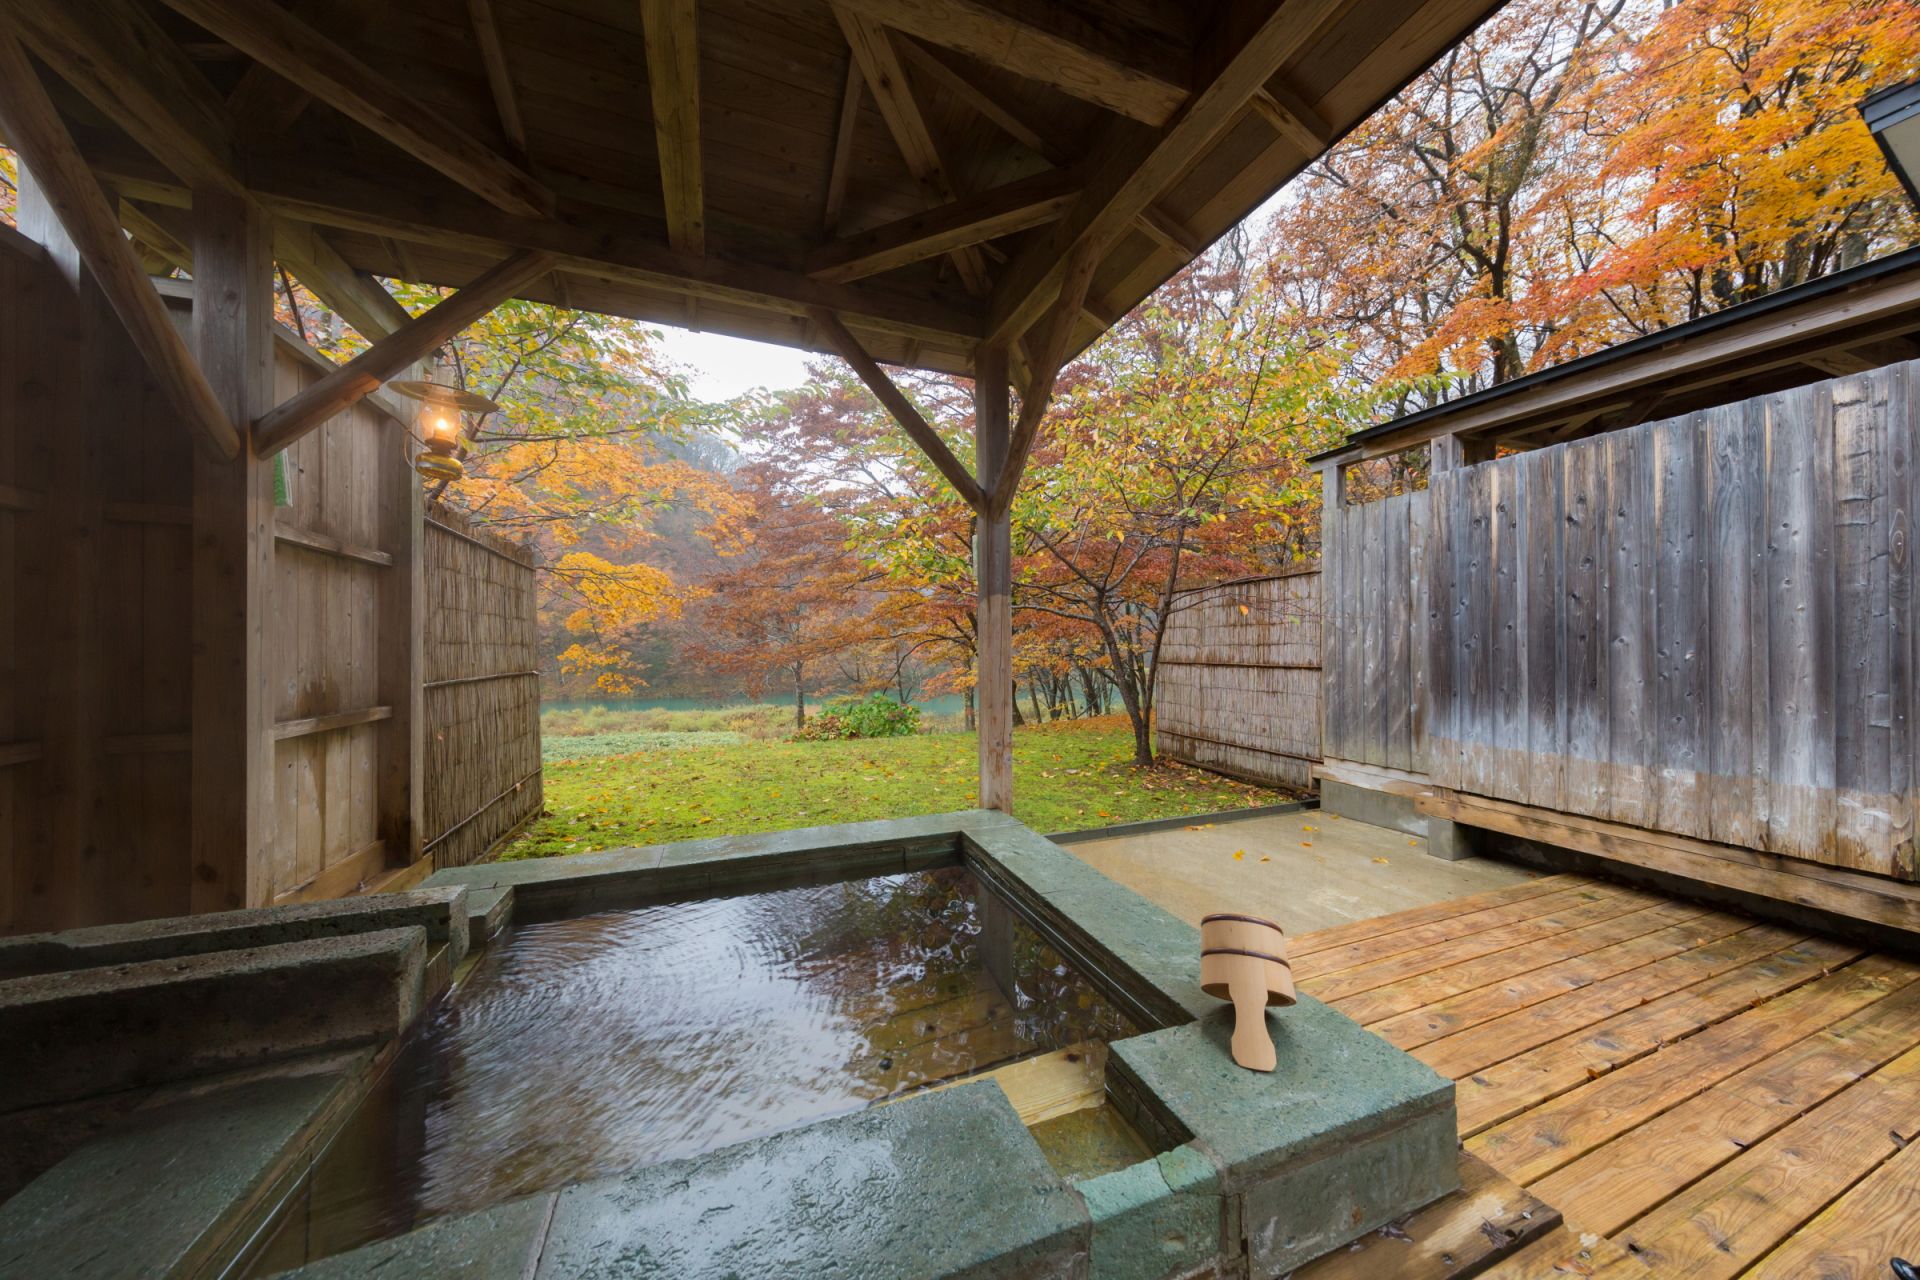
[29,0,1504,377]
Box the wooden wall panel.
[1155,571,1321,791]
[1322,489,1428,773]
[1406,361,1920,880]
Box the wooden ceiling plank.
[467,0,529,157]
[991,236,1096,511]
[154,0,554,219]
[255,248,557,453]
[823,58,864,231]
[897,38,1067,166]
[14,0,241,195]
[809,306,989,512]
[0,27,241,460]
[809,170,1077,284]
[832,0,1189,126]
[985,0,1349,347]
[272,218,414,340]
[832,5,989,294]
[640,0,705,257]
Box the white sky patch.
[652,325,815,401]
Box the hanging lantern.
[387,380,501,483]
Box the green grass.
[543,730,746,764]
[503,715,1287,859]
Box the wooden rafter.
[14,0,240,195]
[832,5,988,294]
[808,307,988,512]
[223,0,382,143]
[1134,205,1203,258]
[808,170,1077,284]
[1250,85,1332,153]
[272,219,413,340]
[990,239,1097,512]
[640,0,704,257]
[117,199,194,275]
[831,0,1190,127]
[0,27,240,459]
[985,0,1349,347]
[822,58,864,232]
[154,0,553,219]
[467,0,528,157]
[255,249,556,453]
[896,38,1066,166]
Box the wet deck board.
[1289,873,1920,1280]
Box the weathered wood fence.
[422,504,542,869]
[1155,570,1322,790]
[1323,360,1920,882]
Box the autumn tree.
[684,459,868,727]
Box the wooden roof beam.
[14,0,240,195]
[832,6,988,294]
[822,58,863,232]
[255,249,556,453]
[467,0,528,158]
[272,219,414,340]
[831,0,1190,127]
[0,27,240,459]
[640,0,704,258]
[990,238,1096,513]
[809,306,989,512]
[809,170,1077,284]
[154,0,554,219]
[983,0,1348,348]
[896,38,1067,166]
[1249,84,1332,153]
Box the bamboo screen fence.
[1155,569,1323,790]
[422,502,543,869]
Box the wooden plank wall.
[1327,361,1918,881]
[0,235,541,933]
[1322,487,1429,775]
[1155,571,1321,790]
[421,502,542,869]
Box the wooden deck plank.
[1293,1153,1561,1280]
[1738,1131,1920,1278]
[1330,898,1718,1027]
[1530,975,1920,1235]
[1304,889,1668,1001]
[1614,1044,1920,1279]
[1478,1227,1651,1279]
[1292,883,1631,982]
[1444,933,1852,1135]
[1360,907,1748,1048]
[1286,875,1598,961]
[1468,954,1920,1184]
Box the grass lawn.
[502,714,1288,859]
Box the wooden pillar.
[974,345,1013,812]
[1430,432,1493,473]
[377,404,425,868]
[16,167,103,929]
[189,187,276,912]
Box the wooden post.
[190,186,276,912]
[378,403,425,869]
[974,345,1014,812]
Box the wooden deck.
[1288,872,1920,1280]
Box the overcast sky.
[652,326,816,402]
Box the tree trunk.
[964,687,975,732]
[1010,680,1026,728]
[794,665,806,729]
[1027,680,1045,725]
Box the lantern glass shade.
[1864,77,1920,209]
[385,379,501,483]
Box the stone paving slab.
[0,927,427,1109]
[274,1190,555,1280]
[0,1055,366,1280]
[533,1082,1088,1280]
[0,887,468,980]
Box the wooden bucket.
[1200,913,1293,1072]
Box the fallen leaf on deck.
[1372,856,1389,864]
[1232,850,1245,860]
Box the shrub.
[793,694,921,741]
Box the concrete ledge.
[1319,778,1426,837]
[0,928,428,1111]
[0,887,468,980]
[1046,799,1313,846]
